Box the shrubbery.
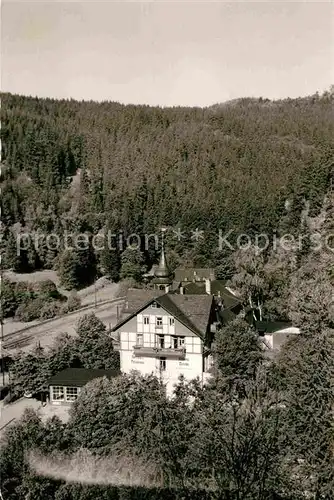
[14,281,34,305]
[35,279,62,300]
[4,279,68,322]
[1,278,18,319]
[15,297,47,322]
[39,300,62,320]
[60,292,81,314]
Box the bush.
[15,297,47,322]
[61,292,81,314]
[14,281,35,304]
[14,281,31,293]
[36,279,60,298]
[0,278,18,319]
[39,300,62,320]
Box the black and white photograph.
[0,0,333,498]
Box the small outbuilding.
[47,368,120,405]
[255,321,300,350]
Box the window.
[172,336,185,349]
[156,316,163,327]
[52,386,64,401]
[65,387,79,402]
[169,317,175,326]
[156,334,165,348]
[159,357,166,371]
[136,333,143,346]
[143,316,149,325]
[151,301,161,308]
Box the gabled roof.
[47,368,120,387]
[158,294,214,338]
[173,280,241,309]
[112,293,214,339]
[123,288,167,314]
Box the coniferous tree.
[3,229,21,271]
[0,278,18,319]
[120,245,147,282]
[58,250,80,290]
[99,247,120,282]
[76,313,119,370]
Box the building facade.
[112,293,217,395]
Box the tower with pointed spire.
[152,228,173,292]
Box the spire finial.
[153,227,172,284]
[161,226,167,252]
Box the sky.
[1,0,333,107]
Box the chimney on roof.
[180,286,184,295]
[205,278,211,295]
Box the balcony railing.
[133,345,186,359]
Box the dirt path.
[0,398,41,435]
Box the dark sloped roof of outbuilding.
[47,368,120,387]
[255,321,293,333]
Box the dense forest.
[0,91,333,499]
[1,90,333,283]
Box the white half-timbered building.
[111,292,218,395]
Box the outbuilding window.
[65,387,79,402]
[52,386,64,401]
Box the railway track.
[3,297,125,352]
[3,335,37,351]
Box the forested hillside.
[1,92,334,500]
[1,90,333,279]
